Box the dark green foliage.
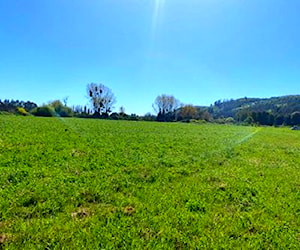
[185,200,206,213]
[110,112,120,120]
[30,106,56,117]
[57,107,73,117]
[209,95,300,125]
[291,111,300,125]
[142,113,156,121]
[30,101,73,117]
[49,100,73,117]
[0,99,37,114]
[156,111,175,122]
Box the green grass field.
[0,116,299,249]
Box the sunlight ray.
[151,0,166,40]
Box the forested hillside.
[208,95,300,125]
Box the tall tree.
[153,94,180,122]
[153,94,180,114]
[291,111,300,125]
[179,105,199,120]
[119,106,126,115]
[87,83,116,115]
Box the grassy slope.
[0,116,299,249]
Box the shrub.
[110,112,120,120]
[17,107,30,116]
[31,106,56,117]
[225,117,235,124]
[56,106,73,117]
[0,111,12,115]
[48,100,73,117]
[291,112,300,125]
[214,118,226,124]
[190,119,207,124]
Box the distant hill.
[206,95,300,125]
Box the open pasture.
[0,116,299,249]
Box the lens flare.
[151,0,166,40]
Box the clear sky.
[0,0,299,115]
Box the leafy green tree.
[49,100,73,117]
[274,116,285,126]
[291,111,300,125]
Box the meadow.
[0,116,299,249]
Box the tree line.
[1,83,299,126]
[0,99,37,113]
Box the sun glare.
[151,0,166,39]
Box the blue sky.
[0,0,299,115]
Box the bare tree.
[153,94,180,114]
[153,94,180,121]
[63,96,69,106]
[87,83,116,115]
[119,106,126,115]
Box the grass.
[0,116,299,249]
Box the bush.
[31,106,56,117]
[56,106,73,117]
[291,112,300,125]
[48,100,73,117]
[17,107,30,116]
[142,113,156,121]
[225,117,235,124]
[0,111,13,115]
[214,118,226,124]
[191,119,207,124]
[110,112,120,120]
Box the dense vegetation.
[1,94,299,126]
[0,100,37,115]
[208,95,300,126]
[0,116,299,248]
